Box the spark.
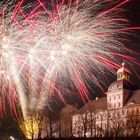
[0,0,139,121]
[32,0,140,109]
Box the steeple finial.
[122,62,125,68]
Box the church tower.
[106,63,136,110]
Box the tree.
[126,108,140,137]
[60,104,77,138]
[72,113,83,137]
[47,113,53,138]
[108,110,124,138]
[19,111,46,140]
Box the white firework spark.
[0,0,139,120]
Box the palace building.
[72,63,140,137]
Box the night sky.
[45,0,140,111]
[127,0,140,26]
[19,0,140,109]
[0,0,140,113]
[125,0,140,83]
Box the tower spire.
[117,62,130,81]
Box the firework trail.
[0,0,26,118]
[0,0,140,119]
[27,0,140,110]
[0,0,43,119]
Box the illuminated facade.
[72,63,140,137]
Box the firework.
[31,0,140,110]
[0,0,139,120]
[0,0,42,119]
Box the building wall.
[72,105,140,137]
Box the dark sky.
[127,0,140,26]
[28,0,140,106]
[126,0,140,78]
[21,0,140,26]
[1,0,140,112]
[74,0,140,106]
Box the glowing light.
[51,51,55,60]
[9,136,15,140]
[2,44,9,49]
[62,44,71,55]
[2,52,9,58]
[20,117,39,139]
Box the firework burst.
[30,0,140,110]
[0,0,42,118]
[0,0,139,119]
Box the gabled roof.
[125,89,140,105]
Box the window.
[136,108,139,114]
[122,121,124,126]
[122,110,124,115]
[127,109,132,115]
[118,94,120,99]
[104,123,107,128]
[117,75,120,79]
[132,109,134,115]
[118,102,121,107]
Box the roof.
[117,67,130,74]
[74,88,140,114]
[117,62,131,74]
[76,97,107,114]
[125,89,140,105]
[108,80,138,92]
